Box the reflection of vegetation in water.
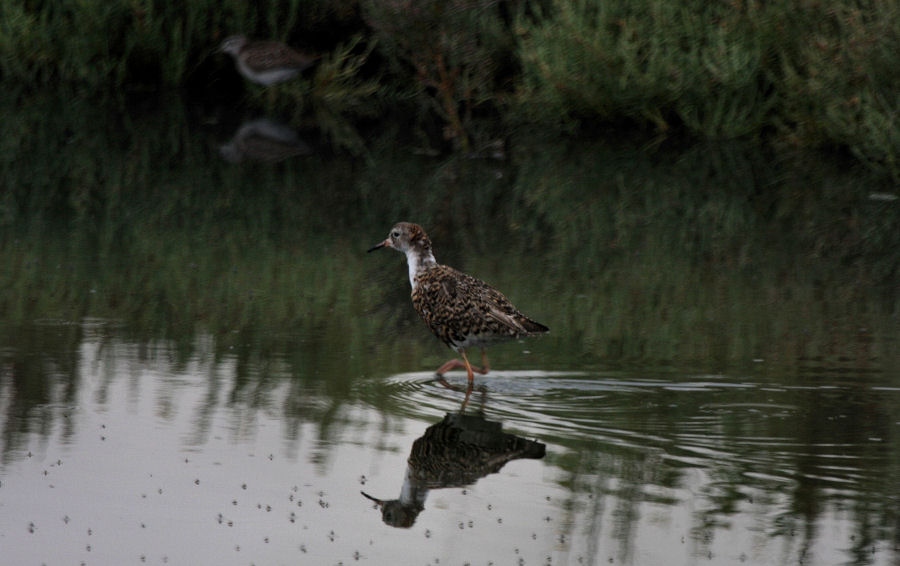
[504,138,899,372]
[1,93,897,375]
[545,374,900,565]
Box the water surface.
[0,92,898,565]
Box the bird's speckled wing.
[411,264,547,350]
[243,42,314,71]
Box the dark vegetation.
[1,0,897,179]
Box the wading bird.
[368,222,548,385]
[218,35,316,86]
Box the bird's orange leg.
[435,358,467,376]
[460,349,476,385]
[435,348,491,381]
[434,349,476,384]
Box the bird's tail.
[521,318,549,334]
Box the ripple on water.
[358,370,699,457]
[357,370,891,494]
[359,370,591,418]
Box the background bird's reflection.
[362,412,546,527]
[219,118,311,163]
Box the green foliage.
[256,36,384,155]
[0,3,52,84]
[360,0,516,151]
[514,0,775,136]
[0,0,897,178]
[514,0,898,177]
[775,0,900,179]
[0,0,350,88]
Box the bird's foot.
[435,358,466,377]
[435,358,489,377]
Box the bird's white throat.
[405,247,436,290]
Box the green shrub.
[514,0,776,137]
[1,0,897,179]
[514,0,898,178]
[360,0,516,151]
[775,1,899,179]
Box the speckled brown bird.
[218,35,317,86]
[368,222,548,384]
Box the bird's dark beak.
[360,491,385,507]
[367,238,390,253]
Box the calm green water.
[0,92,898,565]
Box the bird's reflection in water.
[219,118,311,163]
[362,412,546,527]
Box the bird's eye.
[391,231,400,238]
